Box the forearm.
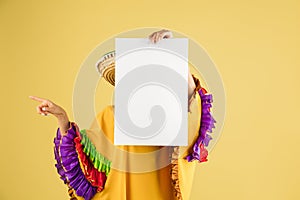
[188,69,196,100]
[57,112,70,135]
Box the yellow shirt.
[71,92,202,200]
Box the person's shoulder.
[96,105,114,120]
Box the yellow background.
[1,0,299,199]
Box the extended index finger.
[29,95,46,102]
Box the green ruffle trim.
[80,129,111,175]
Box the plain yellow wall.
[1,0,299,199]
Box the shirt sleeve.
[185,74,216,162]
[170,74,217,200]
[54,122,111,200]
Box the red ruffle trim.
[74,135,107,192]
[199,142,208,162]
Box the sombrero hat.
[95,50,116,86]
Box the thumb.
[41,106,52,115]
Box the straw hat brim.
[95,51,115,86]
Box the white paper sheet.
[114,38,188,146]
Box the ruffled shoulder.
[54,122,111,200]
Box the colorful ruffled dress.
[54,75,216,200]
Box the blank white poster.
[114,38,188,146]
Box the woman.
[30,29,216,200]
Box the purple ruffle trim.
[54,123,97,200]
[186,88,216,162]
